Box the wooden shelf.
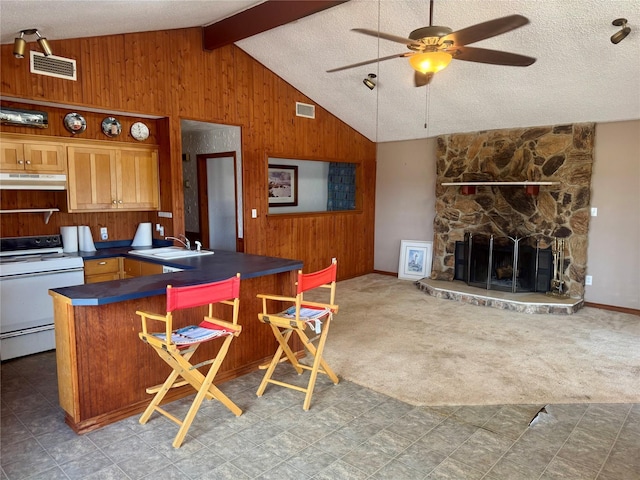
[0,208,60,224]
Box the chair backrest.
[296,260,337,310]
[297,260,337,294]
[166,274,240,313]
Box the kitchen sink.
[128,247,214,260]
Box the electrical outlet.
[100,227,108,240]
[251,208,257,218]
[585,275,593,286]
[590,207,598,217]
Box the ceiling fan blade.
[414,72,434,87]
[352,28,416,46]
[447,45,536,66]
[441,14,529,47]
[326,53,409,73]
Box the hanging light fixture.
[35,31,53,56]
[409,51,452,74]
[363,73,377,90]
[12,29,53,58]
[610,18,631,44]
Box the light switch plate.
[251,209,257,218]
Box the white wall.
[373,121,640,309]
[586,121,640,308]
[374,138,437,273]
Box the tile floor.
[1,351,638,479]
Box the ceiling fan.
[327,0,536,87]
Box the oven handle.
[0,267,84,280]
[1,324,55,339]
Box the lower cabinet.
[122,258,163,278]
[84,257,162,283]
[84,258,122,284]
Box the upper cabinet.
[0,134,65,173]
[67,142,159,212]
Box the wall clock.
[101,117,121,137]
[63,112,86,134]
[130,121,150,141]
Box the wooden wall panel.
[0,27,376,279]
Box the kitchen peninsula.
[50,249,302,433]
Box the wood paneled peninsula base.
[50,250,302,434]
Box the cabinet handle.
[98,261,107,265]
[118,200,123,204]
[18,160,24,165]
[112,200,117,204]
[26,160,31,165]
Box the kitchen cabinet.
[122,258,163,278]
[84,257,122,283]
[0,133,66,173]
[67,142,159,212]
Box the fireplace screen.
[455,234,553,293]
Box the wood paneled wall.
[0,27,376,279]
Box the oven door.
[0,268,84,360]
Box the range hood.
[0,172,67,190]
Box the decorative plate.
[101,117,122,137]
[63,112,86,134]
[130,121,150,141]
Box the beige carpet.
[322,274,640,406]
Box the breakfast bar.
[50,249,303,433]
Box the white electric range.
[0,235,84,360]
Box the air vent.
[30,51,77,81]
[295,102,315,119]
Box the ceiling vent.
[30,51,77,81]
[295,102,315,119]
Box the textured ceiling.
[2,0,639,142]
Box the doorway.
[197,152,238,251]
[181,120,243,252]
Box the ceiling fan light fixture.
[409,51,452,74]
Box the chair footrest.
[267,378,308,393]
[146,380,188,394]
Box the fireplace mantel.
[441,181,559,186]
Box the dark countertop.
[51,246,303,306]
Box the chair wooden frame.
[137,274,242,448]
[256,260,339,410]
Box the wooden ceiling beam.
[203,0,349,51]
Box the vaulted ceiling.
[1,0,639,142]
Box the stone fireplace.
[431,124,594,298]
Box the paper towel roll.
[78,225,96,252]
[60,226,78,253]
[131,222,153,247]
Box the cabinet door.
[84,258,122,283]
[117,148,159,210]
[0,140,26,171]
[67,146,118,211]
[122,258,162,278]
[24,142,65,172]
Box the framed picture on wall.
[268,164,298,207]
[398,240,433,280]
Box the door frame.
[196,151,240,251]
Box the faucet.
[165,234,191,250]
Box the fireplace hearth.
[454,233,553,293]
